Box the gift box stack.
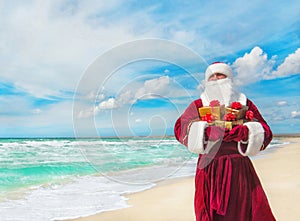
[198,100,254,130]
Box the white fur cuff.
[238,122,265,156]
[188,121,208,154]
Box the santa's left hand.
[223,125,249,142]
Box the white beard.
[200,78,246,106]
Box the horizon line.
[0,133,300,139]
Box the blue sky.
[0,0,299,137]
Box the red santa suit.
[174,62,276,221]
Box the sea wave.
[0,175,155,221]
[0,137,287,221]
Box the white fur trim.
[187,121,208,154]
[237,122,265,156]
[237,93,247,106]
[205,62,233,81]
[200,93,210,106]
[200,92,247,106]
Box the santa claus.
[174,62,276,221]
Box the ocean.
[0,137,286,221]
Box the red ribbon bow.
[202,113,215,123]
[245,110,254,121]
[223,113,236,121]
[230,101,242,110]
[209,100,220,107]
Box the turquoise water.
[0,137,192,193]
[0,137,284,221]
[0,138,94,193]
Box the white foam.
[0,175,155,221]
[0,151,197,221]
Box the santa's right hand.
[205,126,226,141]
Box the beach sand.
[65,137,300,221]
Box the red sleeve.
[174,99,202,147]
[247,99,273,150]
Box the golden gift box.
[214,120,233,130]
[214,119,245,130]
[198,101,250,131]
[198,105,225,121]
[225,106,248,120]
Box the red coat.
[174,99,276,221]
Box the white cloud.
[117,90,136,106]
[1,99,74,136]
[135,118,142,123]
[78,96,119,119]
[1,0,300,136]
[93,89,135,113]
[93,76,171,112]
[277,101,287,106]
[171,30,197,45]
[291,111,300,118]
[233,47,300,85]
[0,96,32,116]
[97,98,118,110]
[32,108,42,114]
[0,1,142,98]
[135,76,170,100]
[232,46,275,85]
[77,108,94,119]
[2,1,298,99]
[77,70,198,118]
[271,48,300,77]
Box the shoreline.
[64,137,300,221]
[1,133,299,140]
[63,176,196,221]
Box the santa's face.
[208,73,227,81]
